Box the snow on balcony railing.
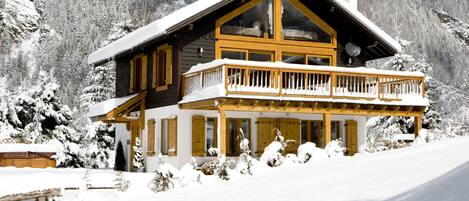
[182,60,425,102]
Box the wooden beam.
[414,115,422,137]
[323,113,331,148]
[217,107,227,156]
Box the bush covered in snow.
[325,140,346,158]
[114,171,130,192]
[297,142,329,163]
[236,129,253,175]
[260,128,286,167]
[150,154,179,192]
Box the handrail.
[182,64,425,101]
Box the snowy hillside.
[1,136,469,201]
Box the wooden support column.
[217,108,227,156]
[322,113,331,148]
[414,115,422,137]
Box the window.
[307,56,330,66]
[281,0,331,43]
[221,50,247,60]
[282,54,305,64]
[147,119,156,156]
[221,0,274,39]
[282,53,331,65]
[216,0,337,66]
[331,121,341,141]
[130,54,148,93]
[153,44,173,91]
[205,118,218,155]
[161,118,177,156]
[227,118,250,156]
[221,49,273,61]
[300,120,341,147]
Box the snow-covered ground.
[1,136,469,201]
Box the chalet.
[88,0,428,171]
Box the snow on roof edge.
[331,0,402,52]
[87,0,229,65]
[0,144,57,153]
[87,94,138,118]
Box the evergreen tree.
[132,137,144,170]
[114,140,126,171]
[80,61,116,169]
[9,71,86,167]
[80,63,115,109]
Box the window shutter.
[168,118,177,156]
[152,51,157,88]
[147,119,156,156]
[192,116,205,157]
[141,55,148,90]
[129,59,135,92]
[165,46,173,85]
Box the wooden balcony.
[182,60,425,104]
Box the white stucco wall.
[136,105,368,172]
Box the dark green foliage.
[115,141,126,171]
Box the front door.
[346,120,358,156]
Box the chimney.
[344,0,358,10]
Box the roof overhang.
[88,91,147,125]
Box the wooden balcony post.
[322,113,331,148]
[217,107,227,156]
[414,115,422,137]
[330,73,336,97]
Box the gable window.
[152,44,173,91]
[130,54,148,93]
[216,0,337,66]
[220,0,274,39]
[281,0,331,43]
[161,117,177,156]
[221,49,273,62]
[282,53,331,66]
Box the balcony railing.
[182,61,425,102]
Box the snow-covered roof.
[330,0,402,52]
[88,0,401,65]
[87,94,138,118]
[88,0,231,65]
[0,144,57,153]
[184,59,425,78]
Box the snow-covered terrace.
[180,59,428,107]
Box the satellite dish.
[345,42,361,57]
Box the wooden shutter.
[257,118,277,155]
[346,120,358,156]
[279,119,301,154]
[129,59,135,92]
[168,118,177,156]
[147,119,156,156]
[141,55,148,90]
[152,51,157,88]
[165,46,173,85]
[192,116,205,157]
